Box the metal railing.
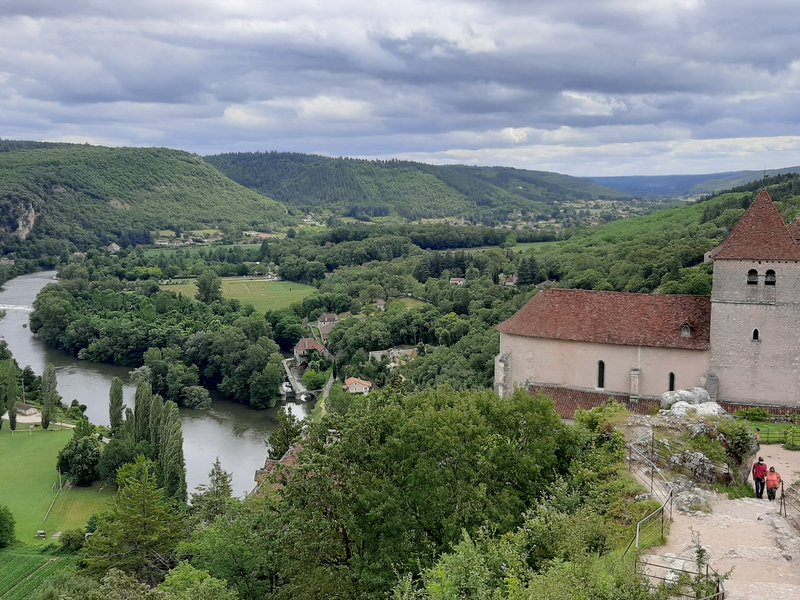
[624,435,725,599]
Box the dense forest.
[205,151,629,222]
[0,145,292,253]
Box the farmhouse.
[495,190,800,411]
[293,337,326,366]
[344,377,373,395]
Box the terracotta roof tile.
[713,190,800,260]
[788,218,800,243]
[295,338,325,353]
[529,385,658,419]
[497,289,710,350]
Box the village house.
[317,313,338,328]
[15,402,38,416]
[368,347,418,369]
[495,190,800,412]
[449,277,466,286]
[344,377,373,395]
[293,337,326,366]
[318,321,337,343]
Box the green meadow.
[162,277,317,312]
[0,427,113,545]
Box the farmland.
[0,428,113,544]
[0,551,76,599]
[161,277,317,312]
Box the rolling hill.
[204,151,629,222]
[590,166,800,198]
[0,144,292,250]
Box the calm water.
[0,271,311,496]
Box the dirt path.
[652,445,800,599]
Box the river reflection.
[0,271,310,496]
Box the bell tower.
[709,190,800,406]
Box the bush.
[735,407,770,421]
[60,528,87,553]
[0,504,15,547]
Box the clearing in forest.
[161,277,316,312]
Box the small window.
[668,372,675,392]
[681,324,691,337]
[752,329,760,341]
[747,269,758,285]
[765,270,776,286]
[597,360,605,388]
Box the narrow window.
[681,324,691,337]
[765,270,776,286]
[747,269,758,285]
[597,360,605,388]
[753,329,760,341]
[668,372,675,391]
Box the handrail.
[624,434,725,598]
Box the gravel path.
[651,445,800,599]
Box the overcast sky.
[3,1,800,176]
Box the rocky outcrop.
[665,401,727,418]
[15,203,36,240]
[661,387,711,409]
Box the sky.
[3,0,800,176]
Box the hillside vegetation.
[205,151,628,222]
[0,145,292,252]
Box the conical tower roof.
[713,190,800,260]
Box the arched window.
[681,324,691,337]
[597,360,605,388]
[765,270,776,286]
[753,329,760,341]
[669,372,675,391]
[747,269,758,285]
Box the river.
[0,271,311,496]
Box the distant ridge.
[590,166,800,198]
[205,151,629,222]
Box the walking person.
[752,457,768,499]
[766,466,782,501]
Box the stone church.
[495,190,800,411]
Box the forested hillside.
[205,151,628,222]
[0,145,292,252]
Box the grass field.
[162,277,317,312]
[0,550,76,599]
[396,298,429,309]
[0,428,113,544]
[143,242,262,257]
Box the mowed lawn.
[162,278,317,312]
[0,428,113,544]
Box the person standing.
[766,466,782,501]
[752,457,768,499]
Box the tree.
[196,269,222,304]
[181,386,211,409]
[0,504,15,547]
[57,428,101,486]
[159,401,187,503]
[1,361,19,431]
[109,376,124,434]
[134,380,153,444]
[267,407,302,460]
[156,563,238,600]
[41,363,60,430]
[190,458,233,526]
[82,457,186,586]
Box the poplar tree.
[134,380,153,444]
[149,394,164,453]
[159,401,187,503]
[109,376,124,434]
[41,363,59,430]
[4,367,18,431]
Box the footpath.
[651,444,800,599]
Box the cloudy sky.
[3,0,800,176]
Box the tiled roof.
[497,288,710,350]
[295,338,325,353]
[344,377,372,388]
[528,385,658,419]
[713,190,800,260]
[788,218,800,243]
